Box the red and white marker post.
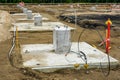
[105,18,112,54]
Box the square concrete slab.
[16,17,49,21]
[10,22,75,32]
[11,13,49,21]
[11,13,40,16]
[21,42,119,72]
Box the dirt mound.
[0,10,14,42]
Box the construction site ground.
[0,4,120,80]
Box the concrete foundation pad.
[11,13,40,16]
[16,17,49,21]
[11,13,49,21]
[10,22,75,32]
[112,9,120,13]
[21,42,119,72]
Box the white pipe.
[9,25,16,58]
[8,43,15,58]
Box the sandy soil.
[0,4,120,80]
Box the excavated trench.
[59,14,120,29]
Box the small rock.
[74,79,78,80]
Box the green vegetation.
[0,0,120,3]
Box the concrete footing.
[27,10,32,19]
[21,42,119,72]
[10,22,75,32]
[11,13,49,22]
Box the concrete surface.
[21,42,119,72]
[10,22,75,32]
[11,13,40,16]
[16,17,49,21]
[11,13,49,21]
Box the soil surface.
[0,4,120,80]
